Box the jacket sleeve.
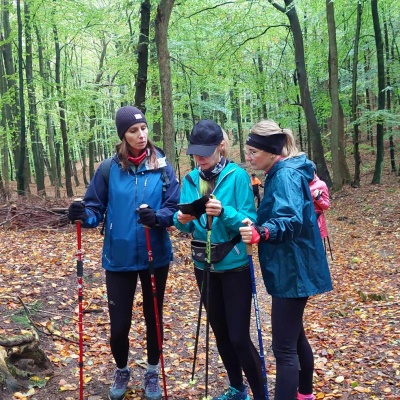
[81,160,109,228]
[155,162,180,228]
[314,181,330,211]
[218,168,257,231]
[263,169,305,243]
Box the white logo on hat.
[134,113,143,120]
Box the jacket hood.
[268,154,315,183]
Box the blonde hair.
[250,120,302,158]
[219,129,230,158]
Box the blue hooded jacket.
[80,150,180,272]
[257,155,332,298]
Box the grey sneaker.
[108,368,130,400]
[213,386,250,400]
[143,370,162,400]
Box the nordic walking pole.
[202,214,213,400]
[140,204,168,400]
[247,243,269,400]
[326,236,333,261]
[190,260,205,385]
[74,198,84,400]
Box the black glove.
[68,201,88,222]
[138,206,158,227]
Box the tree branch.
[187,2,235,18]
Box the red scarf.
[128,151,146,166]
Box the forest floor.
[0,161,399,400]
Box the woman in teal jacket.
[174,120,265,400]
[240,120,332,400]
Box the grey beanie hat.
[115,106,147,139]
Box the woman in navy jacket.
[68,106,180,400]
[240,120,332,400]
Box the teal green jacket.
[174,162,257,271]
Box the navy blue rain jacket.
[80,151,180,272]
[257,155,333,298]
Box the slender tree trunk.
[53,16,73,196]
[25,1,46,196]
[352,1,363,187]
[383,18,396,173]
[371,0,385,184]
[1,0,20,181]
[16,0,27,195]
[35,24,60,196]
[155,0,175,167]
[0,54,10,197]
[232,80,245,163]
[135,0,151,112]
[269,0,332,187]
[89,39,108,179]
[326,0,344,190]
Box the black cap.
[186,119,223,157]
[115,106,147,139]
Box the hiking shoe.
[297,394,315,400]
[143,370,162,400]
[108,368,130,400]
[213,386,250,400]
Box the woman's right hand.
[177,210,196,224]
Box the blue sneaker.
[108,368,130,400]
[143,370,162,400]
[213,386,250,400]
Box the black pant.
[194,267,265,399]
[271,297,314,399]
[106,265,169,368]
[253,190,261,208]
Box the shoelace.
[113,370,129,389]
[145,372,159,393]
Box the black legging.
[271,297,314,399]
[106,265,169,368]
[194,267,265,400]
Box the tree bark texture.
[155,0,176,168]
[269,0,332,187]
[371,0,385,184]
[135,0,151,113]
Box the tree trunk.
[16,0,27,196]
[326,0,343,191]
[383,18,396,173]
[135,0,151,112]
[371,0,385,184]
[351,1,363,187]
[269,0,332,187]
[155,0,175,167]
[0,50,10,197]
[35,25,60,196]
[25,1,46,196]
[1,0,20,180]
[89,39,108,180]
[53,18,73,197]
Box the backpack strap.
[101,157,113,186]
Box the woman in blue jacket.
[239,120,333,400]
[174,120,265,400]
[68,106,180,400]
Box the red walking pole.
[74,198,84,400]
[140,204,168,400]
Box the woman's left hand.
[206,198,223,217]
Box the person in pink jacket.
[309,163,332,260]
[309,174,330,238]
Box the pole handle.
[246,244,253,256]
